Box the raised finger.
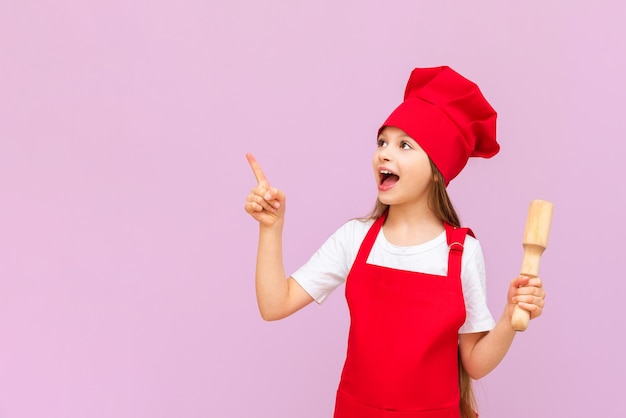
[246,153,267,184]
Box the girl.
[244,66,546,418]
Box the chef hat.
[380,66,499,185]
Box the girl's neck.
[383,203,443,246]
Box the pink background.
[1,1,624,417]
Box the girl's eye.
[401,141,412,150]
[377,139,387,147]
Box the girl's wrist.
[259,220,284,233]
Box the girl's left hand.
[507,276,546,320]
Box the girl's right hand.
[244,153,286,228]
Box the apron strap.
[444,223,474,280]
[353,211,387,265]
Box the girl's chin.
[377,195,395,206]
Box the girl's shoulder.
[455,232,485,269]
[345,217,376,230]
[331,217,376,243]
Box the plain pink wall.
[1,1,624,417]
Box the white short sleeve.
[457,240,496,333]
[291,219,371,303]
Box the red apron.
[334,213,471,418]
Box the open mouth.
[379,169,400,190]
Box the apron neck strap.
[444,223,474,280]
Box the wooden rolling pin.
[511,200,554,331]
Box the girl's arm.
[458,275,545,379]
[245,153,314,321]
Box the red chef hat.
[380,66,499,185]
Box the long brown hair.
[366,160,477,418]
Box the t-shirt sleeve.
[291,220,367,304]
[459,239,496,334]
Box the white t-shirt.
[291,218,496,334]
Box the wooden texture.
[511,200,554,331]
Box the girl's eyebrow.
[378,133,415,143]
[398,135,417,144]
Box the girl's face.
[373,126,433,207]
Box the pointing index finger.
[246,153,267,184]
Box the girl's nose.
[378,147,392,162]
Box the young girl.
[244,66,546,418]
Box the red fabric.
[380,66,499,185]
[334,214,471,418]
